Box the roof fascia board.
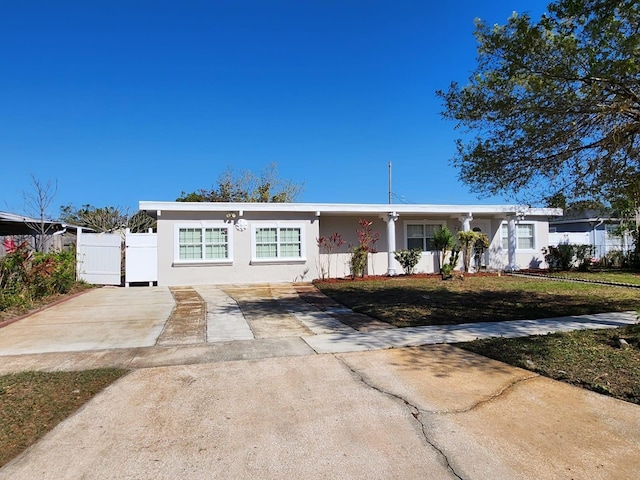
[140,201,561,217]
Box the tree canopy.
[60,205,155,233]
[438,0,639,207]
[176,163,304,203]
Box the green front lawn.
[542,270,640,285]
[315,275,639,327]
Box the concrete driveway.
[2,346,639,479]
[0,287,174,355]
[0,285,639,479]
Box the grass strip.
[459,324,640,404]
[0,368,128,467]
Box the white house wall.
[149,203,559,284]
[156,211,319,286]
[486,217,552,271]
[317,214,554,275]
[317,215,392,277]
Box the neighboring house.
[139,201,561,286]
[0,211,79,257]
[549,209,632,259]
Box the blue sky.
[1,0,550,217]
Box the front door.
[470,219,491,271]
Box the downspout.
[592,219,603,259]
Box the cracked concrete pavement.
[1,285,639,479]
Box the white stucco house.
[139,201,562,286]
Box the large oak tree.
[438,0,639,208]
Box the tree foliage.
[59,205,155,233]
[438,0,640,205]
[176,163,304,203]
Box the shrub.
[349,245,368,278]
[542,244,594,271]
[348,220,380,278]
[0,243,78,312]
[574,244,595,271]
[393,248,422,275]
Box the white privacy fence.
[548,232,590,247]
[76,230,122,285]
[76,228,157,286]
[548,231,632,259]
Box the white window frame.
[251,222,306,264]
[404,220,447,251]
[501,222,536,251]
[173,223,233,265]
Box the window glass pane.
[424,224,440,250]
[518,225,534,249]
[280,228,300,242]
[254,226,302,259]
[205,228,227,244]
[407,238,424,250]
[179,244,202,260]
[256,228,277,243]
[256,244,277,258]
[424,224,439,238]
[179,228,201,244]
[407,225,424,238]
[517,224,533,236]
[205,244,228,259]
[179,227,230,261]
[280,243,301,257]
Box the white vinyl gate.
[76,228,158,286]
[124,229,157,286]
[76,230,122,285]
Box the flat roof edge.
[139,201,561,217]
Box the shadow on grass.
[316,282,640,328]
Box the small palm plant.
[432,226,455,273]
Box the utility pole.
[388,161,392,204]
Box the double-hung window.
[175,224,232,263]
[501,223,535,250]
[253,224,304,262]
[406,222,444,251]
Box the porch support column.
[507,216,518,271]
[386,212,399,276]
[458,214,473,232]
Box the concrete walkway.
[304,311,639,353]
[0,284,639,479]
[0,284,637,371]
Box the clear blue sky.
[1,0,550,217]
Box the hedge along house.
[139,201,562,286]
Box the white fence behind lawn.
[548,232,590,247]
